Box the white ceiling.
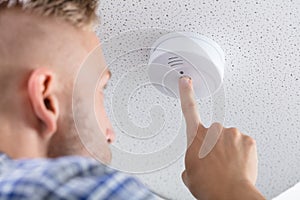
[95,0,300,199]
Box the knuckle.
[225,127,240,137]
[228,127,238,132]
[210,122,223,129]
[181,171,186,182]
[243,135,256,146]
[182,101,196,113]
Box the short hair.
[0,0,99,29]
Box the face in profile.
[48,41,116,165]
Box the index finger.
[178,76,206,147]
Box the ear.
[27,68,60,138]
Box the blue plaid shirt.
[0,153,159,200]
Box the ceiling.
[95,0,300,199]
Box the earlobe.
[27,68,60,138]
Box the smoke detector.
[148,32,225,99]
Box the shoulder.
[0,155,158,200]
[0,155,108,199]
[1,155,111,184]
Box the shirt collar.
[0,152,8,163]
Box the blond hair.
[0,0,99,29]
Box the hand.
[178,76,266,200]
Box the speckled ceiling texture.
[95,0,300,199]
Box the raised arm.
[178,76,266,200]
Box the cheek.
[97,105,106,123]
[95,95,108,130]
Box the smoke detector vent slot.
[170,62,184,67]
[168,56,179,60]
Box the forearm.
[192,183,266,200]
[207,181,266,200]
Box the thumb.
[181,170,189,187]
[178,76,203,147]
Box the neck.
[0,118,47,159]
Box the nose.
[106,128,116,144]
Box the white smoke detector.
[148,32,225,99]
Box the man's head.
[0,0,115,164]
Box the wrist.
[228,180,266,200]
[207,180,266,200]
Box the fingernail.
[180,76,191,87]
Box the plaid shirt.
[0,153,159,200]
